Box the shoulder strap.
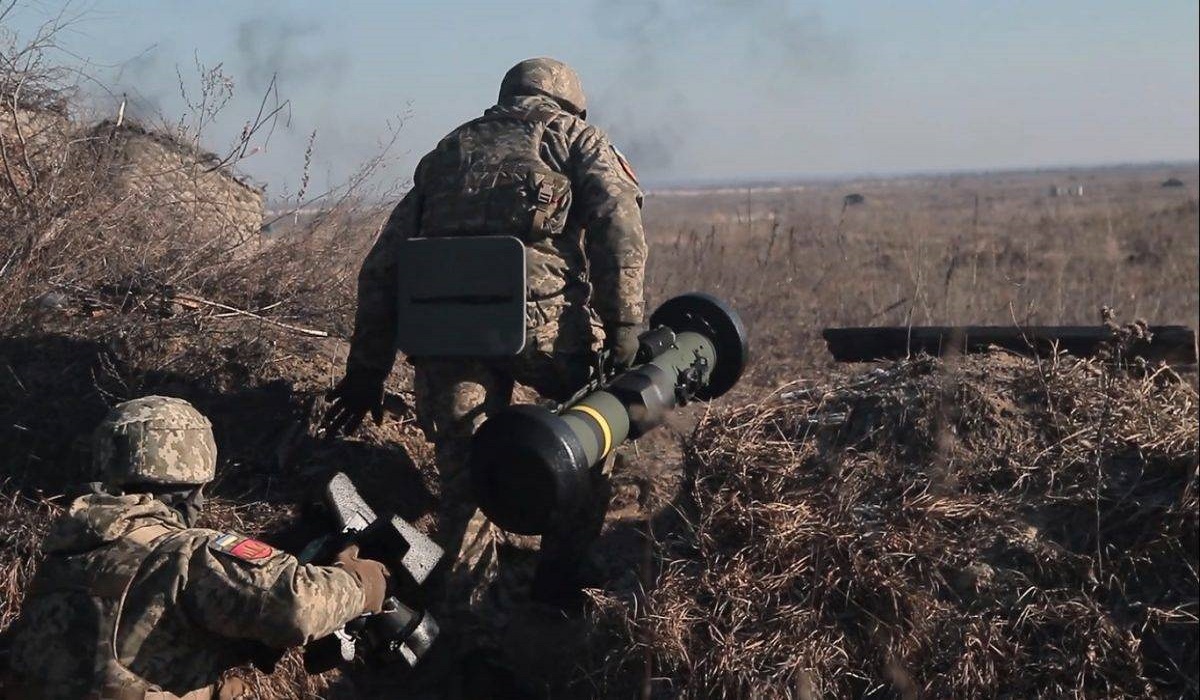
[100,524,184,693]
[529,173,557,235]
[95,524,177,598]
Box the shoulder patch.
[209,533,276,562]
[611,145,639,186]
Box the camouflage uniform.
[6,494,365,699]
[4,397,373,699]
[345,58,647,578]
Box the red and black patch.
[210,532,275,562]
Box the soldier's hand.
[336,544,390,614]
[322,369,386,437]
[606,324,641,369]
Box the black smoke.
[234,18,347,94]
[590,0,851,176]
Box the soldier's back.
[8,494,255,697]
[8,494,189,697]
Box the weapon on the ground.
[822,325,1198,365]
[468,293,749,536]
[300,472,444,672]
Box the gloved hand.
[605,324,641,370]
[321,366,386,437]
[336,544,390,614]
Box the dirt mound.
[595,353,1198,699]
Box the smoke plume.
[234,18,347,94]
[590,0,851,177]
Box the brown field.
[1,41,1197,697]
[640,166,1199,388]
[595,165,1200,699]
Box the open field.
[2,70,1197,698]
[640,165,1199,388]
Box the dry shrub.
[596,353,1198,699]
[1,19,430,697]
[3,11,395,334]
[0,491,56,631]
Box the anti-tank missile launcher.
[468,293,749,536]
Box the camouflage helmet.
[499,57,587,116]
[93,396,217,488]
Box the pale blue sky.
[4,1,1197,194]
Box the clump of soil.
[594,353,1198,699]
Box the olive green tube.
[557,329,716,470]
[561,392,629,468]
[653,330,717,386]
[469,292,749,536]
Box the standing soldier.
[4,396,390,699]
[323,57,647,604]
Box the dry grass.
[641,169,1199,389]
[592,352,1198,699]
[2,17,1198,698]
[1,22,425,698]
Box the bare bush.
[1,14,417,697]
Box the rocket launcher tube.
[469,293,747,536]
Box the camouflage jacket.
[6,494,365,698]
[347,94,647,380]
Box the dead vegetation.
[642,170,1200,388]
[593,352,1198,698]
[3,12,1199,699]
[1,17,421,697]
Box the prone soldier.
[3,396,390,700]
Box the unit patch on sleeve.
[209,533,276,562]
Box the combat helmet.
[499,57,587,116]
[93,396,217,488]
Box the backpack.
[417,105,573,243]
